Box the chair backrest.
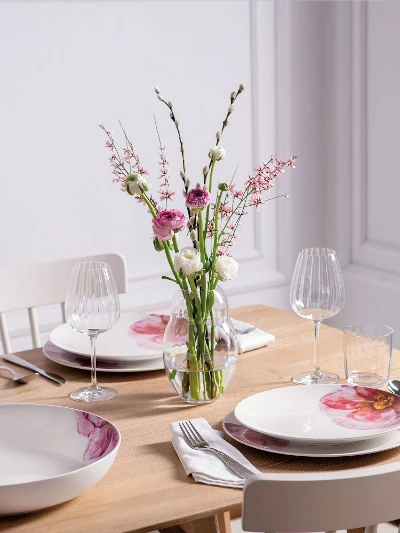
[242,462,400,533]
[0,253,128,353]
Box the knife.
[3,354,67,385]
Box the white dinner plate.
[234,384,400,445]
[50,312,169,362]
[43,341,165,373]
[0,403,120,515]
[223,410,400,458]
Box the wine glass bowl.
[290,248,345,385]
[65,261,120,402]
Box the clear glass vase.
[163,286,238,404]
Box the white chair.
[242,463,400,533]
[0,253,128,353]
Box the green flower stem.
[204,160,216,251]
[140,191,157,217]
[198,211,207,319]
[209,190,223,288]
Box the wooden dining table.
[1,304,399,533]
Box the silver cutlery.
[3,354,67,385]
[179,420,256,480]
[388,380,400,395]
[0,365,38,384]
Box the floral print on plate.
[129,313,187,350]
[76,411,119,464]
[224,422,289,450]
[320,384,400,430]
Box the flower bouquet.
[101,84,296,404]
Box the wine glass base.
[69,386,118,402]
[292,371,340,385]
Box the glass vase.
[163,285,238,404]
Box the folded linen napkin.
[171,417,260,489]
[231,319,275,354]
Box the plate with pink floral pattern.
[234,384,400,445]
[223,410,400,457]
[43,341,164,373]
[50,312,174,362]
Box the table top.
[1,305,399,533]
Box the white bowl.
[0,404,120,515]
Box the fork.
[179,420,256,479]
[0,365,38,384]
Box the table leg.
[160,513,223,533]
[217,512,232,533]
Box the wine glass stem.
[313,320,321,377]
[89,334,99,390]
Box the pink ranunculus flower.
[186,188,211,212]
[319,385,400,430]
[152,209,186,241]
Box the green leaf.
[162,275,178,284]
[204,260,211,273]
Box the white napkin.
[231,319,275,354]
[171,417,260,489]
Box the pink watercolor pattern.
[76,412,119,464]
[129,314,187,350]
[319,385,400,430]
[225,422,289,450]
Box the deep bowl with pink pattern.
[0,404,120,515]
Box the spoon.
[0,365,38,384]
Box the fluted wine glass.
[65,261,120,402]
[290,248,345,384]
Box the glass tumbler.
[344,324,393,387]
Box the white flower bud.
[157,94,164,101]
[175,120,180,126]
[174,247,203,276]
[170,112,173,119]
[189,216,196,225]
[228,104,235,113]
[168,101,173,108]
[190,230,197,241]
[224,117,230,126]
[194,240,199,250]
[125,173,151,196]
[180,170,185,179]
[216,131,222,141]
[181,145,185,153]
[238,83,246,92]
[155,86,160,94]
[215,256,239,280]
[230,92,236,100]
[209,146,226,161]
[203,166,209,175]
[196,182,202,188]
[185,179,190,189]
[187,221,191,229]
[182,190,187,197]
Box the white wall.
[277,0,400,348]
[4,0,399,354]
[0,0,292,352]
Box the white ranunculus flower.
[125,173,151,195]
[209,145,226,161]
[174,247,203,276]
[215,256,238,280]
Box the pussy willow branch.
[203,83,245,185]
